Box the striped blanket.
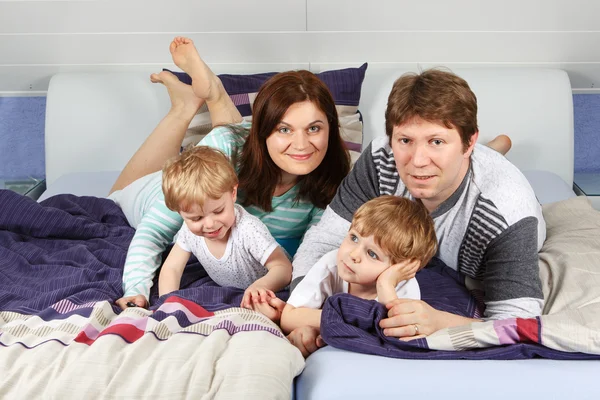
[0,191,303,399]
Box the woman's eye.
[278,127,291,134]
[308,126,320,133]
[367,250,379,260]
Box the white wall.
[1,0,599,95]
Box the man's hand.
[379,298,441,340]
[286,326,326,358]
[241,286,276,309]
[379,298,481,340]
[115,295,148,310]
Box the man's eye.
[400,138,410,144]
[432,139,443,145]
[367,250,379,260]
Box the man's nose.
[411,145,430,167]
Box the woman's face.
[265,100,330,180]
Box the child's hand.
[377,259,421,289]
[250,297,286,323]
[115,295,148,310]
[286,326,326,358]
[241,286,276,309]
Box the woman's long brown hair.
[237,70,351,211]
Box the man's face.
[391,117,478,212]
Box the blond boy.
[279,196,437,343]
[157,146,292,308]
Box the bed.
[3,67,600,399]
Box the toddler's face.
[179,188,237,242]
[336,229,392,285]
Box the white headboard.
[45,67,574,187]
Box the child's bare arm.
[255,247,292,291]
[158,243,190,296]
[242,247,292,307]
[377,259,421,304]
[280,304,322,334]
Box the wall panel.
[0,0,306,33]
[307,0,600,31]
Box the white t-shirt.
[176,204,279,289]
[288,249,421,308]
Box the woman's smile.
[287,152,314,161]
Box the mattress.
[295,346,599,400]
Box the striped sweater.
[293,136,546,320]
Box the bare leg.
[109,71,204,194]
[486,134,512,156]
[170,36,243,126]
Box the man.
[289,69,545,354]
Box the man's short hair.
[351,196,437,268]
[162,146,238,212]
[385,68,478,150]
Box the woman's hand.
[286,326,326,358]
[115,295,148,310]
[241,286,276,309]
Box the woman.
[112,37,351,310]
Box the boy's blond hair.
[162,146,238,212]
[351,196,437,268]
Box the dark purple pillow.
[166,63,368,153]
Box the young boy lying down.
[256,196,438,356]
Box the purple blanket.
[320,260,600,360]
[0,190,261,316]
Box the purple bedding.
[0,190,256,316]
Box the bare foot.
[169,36,224,102]
[486,134,512,156]
[150,70,204,116]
